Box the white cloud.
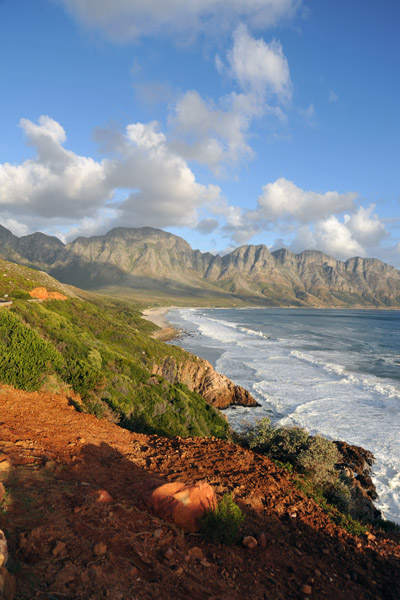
[169,26,292,173]
[344,204,386,247]
[0,116,110,219]
[328,90,339,103]
[313,216,364,259]
[0,218,29,238]
[169,90,255,172]
[253,177,357,223]
[59,0,301,42]
[108,121,221,227]
[0,116,220,235]
[227,24,291,100]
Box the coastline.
[141,307,181,341]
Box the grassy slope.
[0,261,228,439]
[0,259,74,299]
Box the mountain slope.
[1,224,399,307]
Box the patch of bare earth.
[0,385,399,599]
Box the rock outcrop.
[1,224,399,307]
[28,287,67,300]
[153,355,259,409]
[335,440,381,522]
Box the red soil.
[0,385,399,599]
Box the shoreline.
[148,304,399,524]
[141,307,181,341]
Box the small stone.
[0,483,6,503]
[0,455,12,473]
[356,542,362,549]
[52,541,66,557]
[91,489,113,504]
[93,542,107,556]
[242,536,258,550]
[301,584,312,595]
[153,529,163,539]
[258,532,267,548]
[188,546,204,560]
[0,530,8,567]
[200,559,212,567]
[164,547,174,561]
[314,569,321,577]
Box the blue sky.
[1,0,399,267]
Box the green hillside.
[0,263,228,439]
[0,259,74,300]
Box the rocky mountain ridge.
[1,224,400,307]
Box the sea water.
[167,308,400,523]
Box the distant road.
[0,301,12,307]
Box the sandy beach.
[141,307,180,340]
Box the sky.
[1,0,400,267]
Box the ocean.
[166,307,400,524]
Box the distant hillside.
[1,224,400,307]
[0,257,76,301]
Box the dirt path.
[0,385,399,599]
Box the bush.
[200,493,244,545]
[0,311,62,391]
[297,435,341,487]
[244,418,340,491]
[324,481,354,514]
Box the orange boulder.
[141,478,217,532]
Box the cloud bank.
[59,0,301,41]
[0,117,393,265]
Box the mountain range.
[1,223,400,307]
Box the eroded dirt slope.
[0,385,399,600]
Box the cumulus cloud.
[226,24,291,100]
[59,0,301,42]
[169,26,291,172]
[252,177,357,223]
[0,116,220,235]
[220,179,390,262]
[169,90,255,172]
[0,116,110,219]
[344,204,387,247]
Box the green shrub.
[297,435,341,487]
[11,289,31,300]
[200,493,244,545]
[0,311,62,391]
[244,418,340,492]
[324,480,354,514]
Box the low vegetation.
[243,418,376,535]
[200,494,244,545]
[0,292,228,439]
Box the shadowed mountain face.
[1,224,400,307]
